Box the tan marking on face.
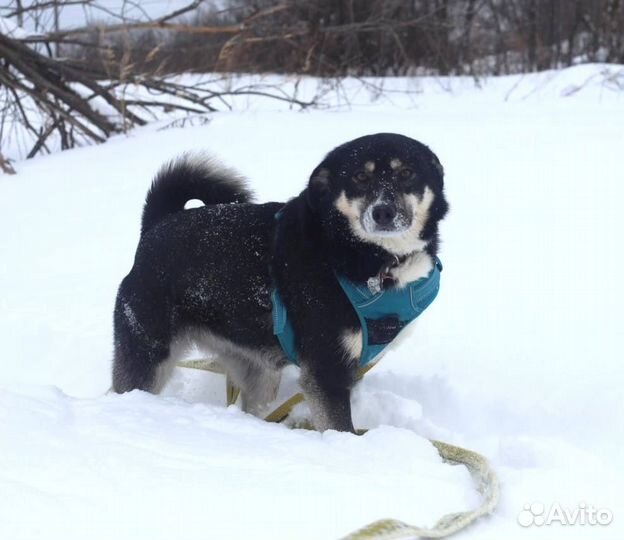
[408,187,435,233]
[364,161,375,173]
[335,191,364,221]
[336,189,435,256]
[390,158,402,170]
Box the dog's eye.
[354,171,368,182]
[399,168,413,179]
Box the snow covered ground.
[1,65,623,539]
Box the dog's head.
[307,133,448,256]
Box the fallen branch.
[0,151,16,174]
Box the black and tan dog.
[112,133,448,432]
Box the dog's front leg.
[299,365,355,432]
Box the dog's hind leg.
[112,284,175,394]
[223,355,281,417]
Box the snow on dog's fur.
[112,133,448,432]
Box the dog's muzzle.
[362,202,410,235]
[372,203,396,227]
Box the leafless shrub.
[1,0,623,169]
[14,0,621,78]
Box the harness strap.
[272,257,442,367]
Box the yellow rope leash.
[177,359,499,539]
[339,438,499,539]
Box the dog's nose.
[371,203,397,226]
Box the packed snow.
[1,65,623,539]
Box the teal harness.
[272,257,442,367]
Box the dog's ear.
[431,154,444,180]
[306,167,331,210]
[430,191,449,222]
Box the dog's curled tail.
[141,152,253,235]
